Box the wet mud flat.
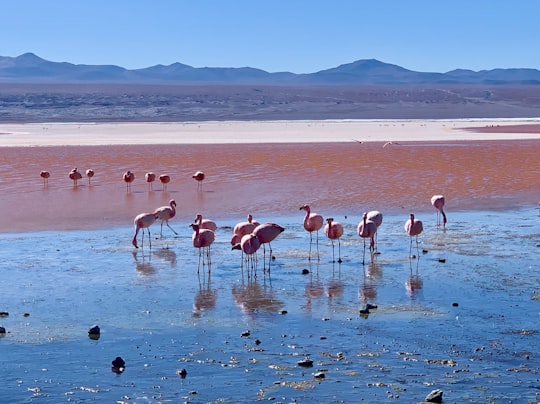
[0,208,539,403]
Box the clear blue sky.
[2,0,539,73]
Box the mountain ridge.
[1,52,539,85]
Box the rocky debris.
[241,330,250,337]
[297,358,313,368]
[313,371,325,379]
[176,368,187,379]
[425,389,443,403]
[88,325,100,340]
[111,356,125,373]
[0,311,9,317]
[0,326,6,335]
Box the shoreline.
[1,118,540,147]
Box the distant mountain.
[0,52,539,85]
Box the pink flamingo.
[366,210,383,252]
[132,212,157,248]
[123,170,135,192]
[190,223,215,272]
[195,213,217,232]
[192,170,205,191]
[40,170,50,186]
[431,195,447,227]
[153,199,178,237]
[324,217,344,263]
[159,174,170,191]
[232,214,260,242]
[404,213,423,257]
[145,172,156,191]
[300,204,324,261]
[232,233,261,271]
[253,222,285,268]
[358,212,377,264]
[69,168,82,186]
[86,169,94,184]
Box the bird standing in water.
[300,204,324,261]
[40,170,50,186]
[405,213,423,257]
[153,199,178,237]
[86,169,94,185]
[132,212,157,248]
[190,223,215,272]
[69,168,82,186]
[123,170,135,192]
[145,172,156,191]
[324,217,344,263]
[192,171,205,191]
[431,195,447,227]
[358,212,377,264]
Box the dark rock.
[255,339,261,345]
[23,313,30,317]
[313,371,325,379]
[279,310,288,315]
[176,368,188,378]
[0,311,9,317]
[425,388,443,403]
[88,325,100,337]
[302,269,310,275]
[366,303,378,310]
[0,326,6,334]
[452,302,459,307]
[297,358,314,368]
[111,356,126,373]
[439,258,446,263]
[241,330,250,337]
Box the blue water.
[0,209,539,403]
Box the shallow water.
[1,208,539,403]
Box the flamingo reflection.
[232,278,283,315]
[193,272,217,316]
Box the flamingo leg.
[338,239,342,263]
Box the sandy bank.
[1,118,540,146]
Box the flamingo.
[123,170,135,192]
[159,174,170,191]
[253,222,285,267]
[232,214,260,242]
[405,213,423,257]
[192,170,205,191]
[132,212,157,248]
[194,213,217,232]
[324,217,344,263]
[40,170,50,186]
[86,169,94,184]
[190,223,215,272]
[69,168,83,186]
[366,210,383,252]
[300,204,324,261]
[153,199,178,237]
[145,172,156,191]
[358,212,377,264]
[431,195,447,227]
[232,233,261,271]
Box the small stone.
[0,326,6,334]
[279,310,288,315]
[313,371,325,379]
[255,339,261,345]
[302,269,310,275]
[0,312,9,317]
[422,249,429,254]
[452,302,459,307]
[176,368,188,378]
[366,303,378,310]
[111,356,125,373]
[425,388,443,403]
[297,358,313,368]
[23,313,30,317]
[241,330,251,337]
[438,258,446,263]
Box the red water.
[0,139,538,232]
